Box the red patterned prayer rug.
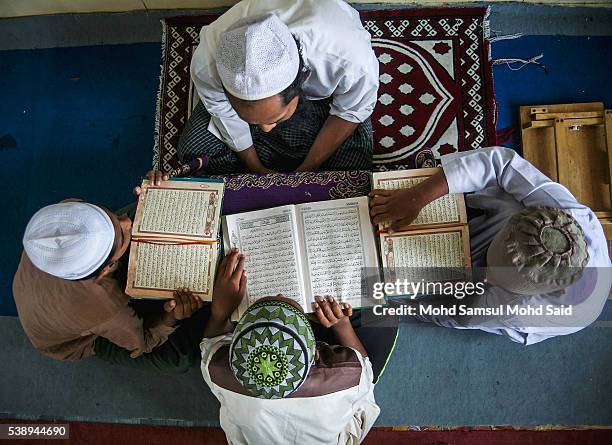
[362,8,497,169]
[154,7,496,173]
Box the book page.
[223,206,306,315]
[135,179,222,240]
[372,169,462,227]
[382,230,466,268]
[296,197,379,308]
[381,227,470,284]
[128,242,217,299]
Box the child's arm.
[203,249,247,338]
[311,296,367,357]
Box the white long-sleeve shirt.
[190,0,379,151]
[201,334,380,445]
[421,146,611,345]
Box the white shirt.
[422,146,611,345]
[190,0,379,151]
[201,334,380,445]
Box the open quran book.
[223,167,471,316]
[125,178,224,299]
[371,168,471,287]
[223,197,380,319]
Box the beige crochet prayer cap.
[486,206,589,295]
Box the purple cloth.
[213,149,436,214]
[213,171,371,215]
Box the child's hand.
[311,295,352,328]
[369,187,426,233]
[211,249,247,320]
[162,288,204,326]
[133,170,169,197]
[369,170,450,234]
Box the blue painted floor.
[492,35,612,135]
[2,36,611,315]
[0,44,159,315]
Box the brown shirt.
[12,252,175,361]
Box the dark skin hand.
[133,170,169,198]
[311,295,367,357]
[369,169,450,233]
[161,287,205,327]
[311,295,352,327]
[203,249,247,338]
[236,146,276,174]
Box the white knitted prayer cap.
[23,202,115,280]
[216,13,300,101]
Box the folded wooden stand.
[520,102,612,250]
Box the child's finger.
[155,170,163,186]
[311,302,331,328]
[317,296,338,324]
[369,189,391,198]
[327,296,344,318]
[343,303,353,317]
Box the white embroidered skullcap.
[216,13,300,101]
[23,202,115,280]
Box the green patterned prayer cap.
[230,299,316,399]
[487,206,589,294]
